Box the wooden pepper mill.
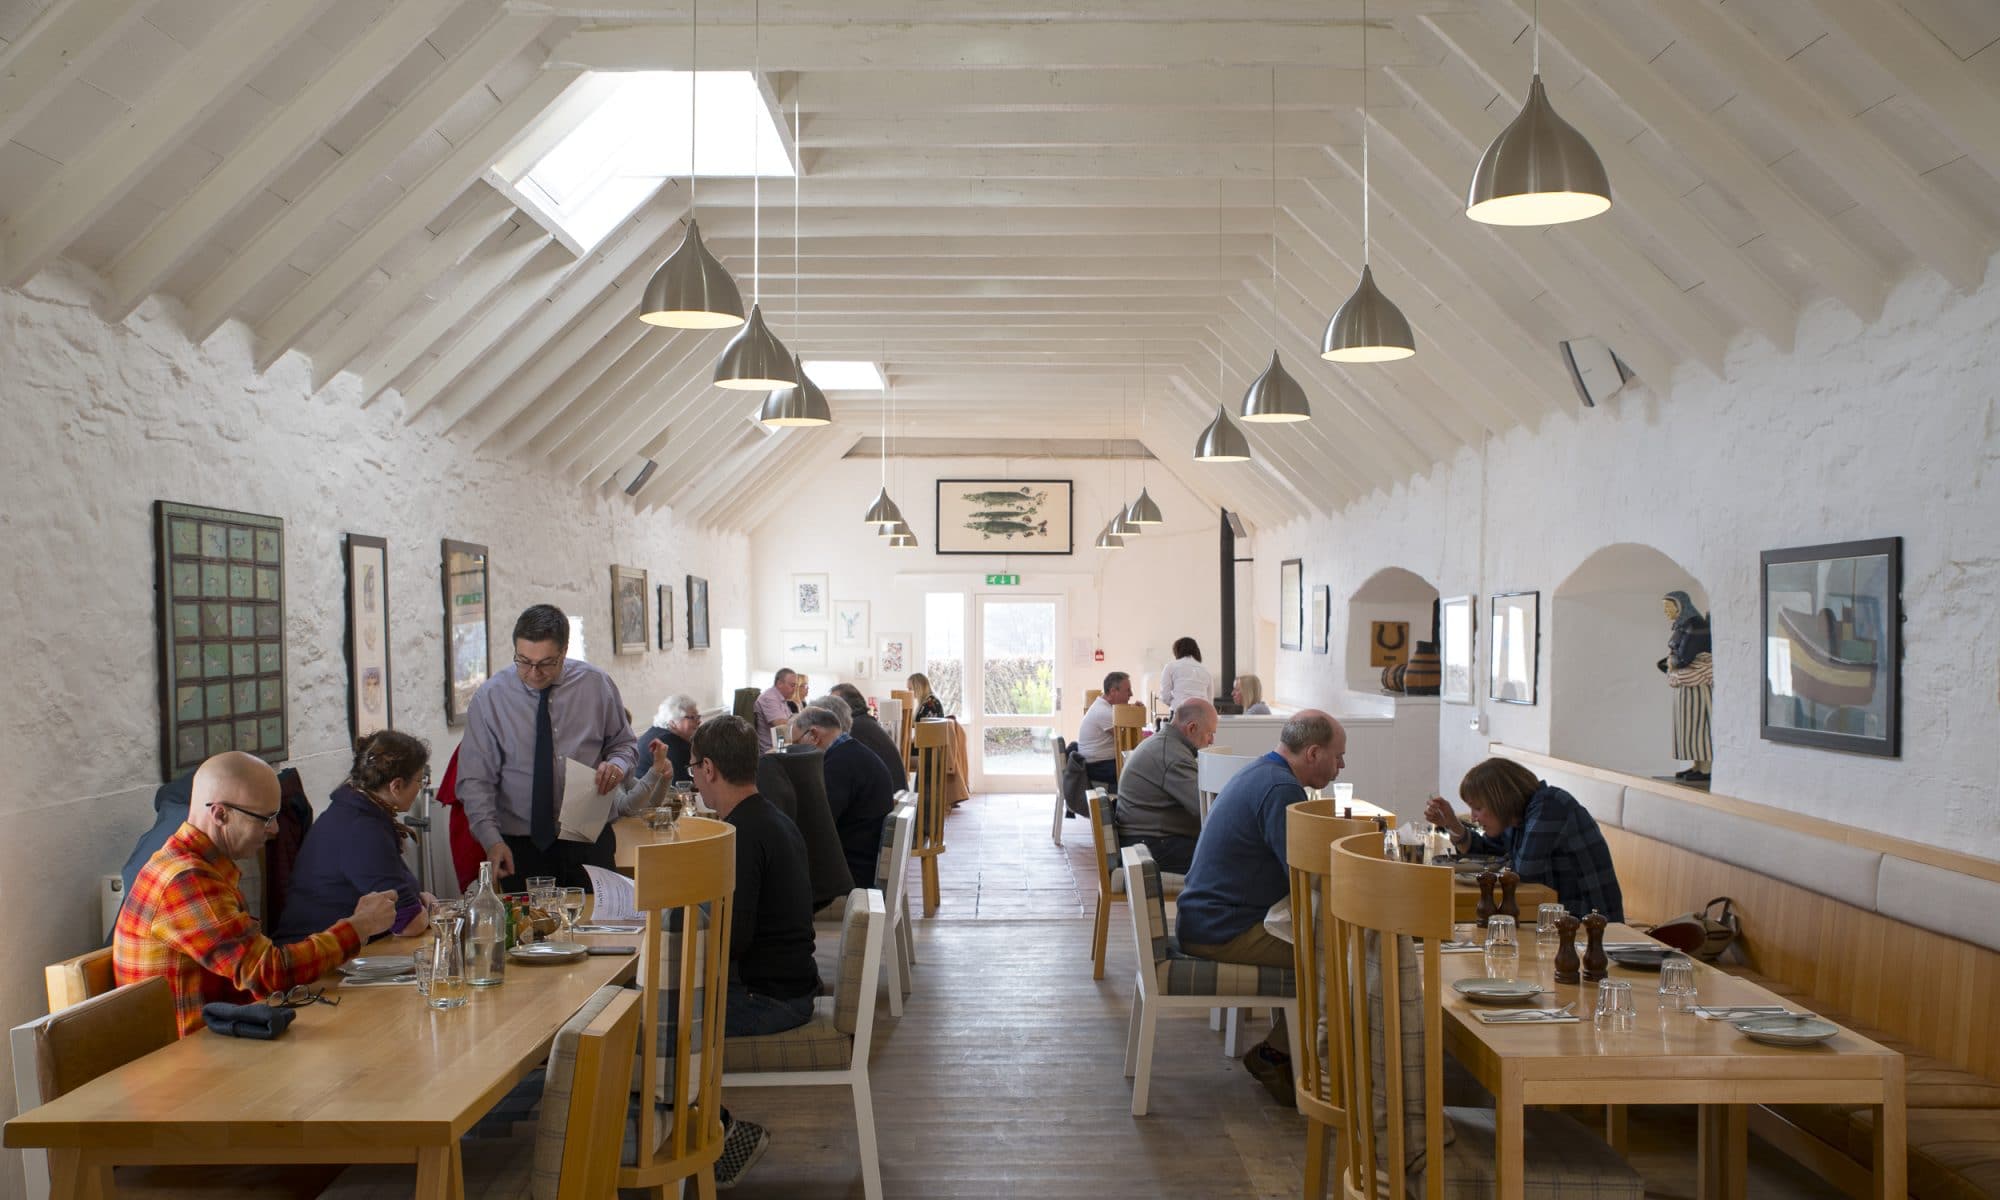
[1475,870,1498,927]
[1496,867,1521,922]
[1553,912,1582,984]
[1582,910,1610,982]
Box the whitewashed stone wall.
[1261,256,2000,862]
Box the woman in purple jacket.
[273,731,434,941]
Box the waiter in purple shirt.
[456,604,638,891]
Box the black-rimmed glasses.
[210,800,280,827]
[266,985,338,1009]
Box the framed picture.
[1440,595,1477,705]
[780,628,827,667]
[611,565,648,654]
[1761,537,1902,757]
[1370,621,1410,668]
[657,583,674,650]
[343,534,391,742]
[1310,586,1330,654]
[877,632,911,677]
[1489,590,1540,705]
[833,599,869,647]
[935,479,1074,554]
[854,656,871,679]
[790,573,828,623]
[1279,559,1303,650]
[155,502,289,779]
[685,575,710,649]
[442,540,490,726]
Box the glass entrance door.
[970,594,1064,790]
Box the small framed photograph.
[657,583,674,650]
[1489,590,1540,705]
[686,575,710,649]
[441,540,491,726]
[611,565,648,655]
[1279,559,1303,650]
[1310,586,1330,654]
[790,573,828,623]
[1761,537,1901,757]
[1440,595,1477,705]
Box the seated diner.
[1425,756,1626,922]
[271,730,434,942]
[1112,697,1218,873]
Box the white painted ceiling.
[3,0,1998,532]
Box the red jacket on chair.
[435,745,486,893]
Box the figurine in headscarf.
[1657,590,1713,783]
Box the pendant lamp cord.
[1268,66,1278,342]
[1533,0,1541,75]
[1360,0,1369,266]
[1139,339,1147,489]
[794,90,801,328]
[688,0,697,209]
[751,0,761,306]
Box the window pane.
[982,601,1054,716]
[981,725,1052,776]
[924,593,964,715]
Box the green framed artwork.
[155,501,287,779]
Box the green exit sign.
[986,573,1020,586]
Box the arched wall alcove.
[1548,543,1710,778]
[1345,566,1440,693]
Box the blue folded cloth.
[201,1001,295,1039]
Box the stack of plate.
[1733,1014,1839,1046]
[337,955,415,981]
[508,941,588,964]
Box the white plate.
[1451,979,1543,1003]
[1733,1015,1839,1046]
[339,955,414,977]
[508,941,589,963]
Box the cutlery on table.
[1485,1003,1576,1022]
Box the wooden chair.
[875,696,905,762]
[1120,845,1297,1117]
[818,802,917,1015]
[724,889,888,1200]
[1049,734,1071,846]
[622,815,737,1199]
[1086,787,1183,981]
[1112,702,1148,775]
[1326,832,1643,1200]
[43,946,114,1013]
[890,689,916,760]
[911,720,952,915]
[1286,800,1378,1199]
[732,687,759,721]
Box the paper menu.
[583,865,640,922]
[559,756,615,843]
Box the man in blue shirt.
[1175,710,1347,1104]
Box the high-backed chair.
[732,687,759,721]
[1083,688,1102,710]
[1086,787,1183,980]
[819,803,917,1015]
[724,889,888,1200]
[43,946,114,1013]
[910,720,952,915]
[890,689,915,760]
[1112,702,1148,774]
[1050,734,1071,846]
[757,747,856,909]
[874,697,906,766]
[1286,800,1378,1198]
[1120,845,1297,1117]
[1326,832,1644,1200]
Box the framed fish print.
[1440,595,1477,705]
[344,534,392,742]
[833,599,869,648]
[611,565,648,655]
[155,502,288,779]
[935,479,1073,554]
[1279,559,1303,651]
[790,573,828,623]
[1489,590,1539,705]
[657,583,674,650]
[1761,537,1901,757]
[442,539,490,726]
[686,575,710,649]
[780,628,827,668]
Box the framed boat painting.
[1760,537,1901,757]
[935,479,1073,554]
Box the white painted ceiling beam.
[784,330,1216,353]
[701,206,1274,239]
[685,426,834,529]
[547,333,717,474]
[1159,356,1333,518]
[795,110,1354,151]
[0,0,151,148]
[524,1,1476,23]
[364,223,553,407]
[103,0,468,321]
[524,328,706,461]
[456,285,648,445]
[712,233,1273,261]
[711,251,1269,282]
[0,0,338,288]
[1206,312,1389,501]
[483,318,655,453]
[397,243,578,423]
[694,176,1283,209]
[802,144,1341,182]
[1807,0,2000,183]
[775,65,1362,113]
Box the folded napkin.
[1472,1008,1580,1024]
[202,1002,296,1039]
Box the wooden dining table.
[4,924,640,1200]
[1439,925,1905,1200]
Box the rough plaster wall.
[1262,255,2000,861]
[0,261,749,1197]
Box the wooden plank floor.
[700,793,1850,1198]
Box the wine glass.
[558,887,585,940]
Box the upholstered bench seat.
[1111,863,1184,896]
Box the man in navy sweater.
[788,705,897,888]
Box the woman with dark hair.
[273,731,435,941]
[1158,636,1213,713]
[1424,757,1625,922]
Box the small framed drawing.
[1489,590,1540,705]
[685,575,710,649]
[877,632,911,677]
[1279,559,1303,650]
[780,628,827,667]
[344,534,392,741]
[790,573,828,623]
[156,502,289,779]
[441,539,490,726]
[611,565,648,655]
[1440,595,1477,705]
[1310,586,1330,654]
[833,599,869,647]
[1761,536,1901,757]
[657,583,674,650]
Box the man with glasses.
[114,752,397,1037]
[788,705,896,889]
[458,604,639,891]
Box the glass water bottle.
[466,860,507,987]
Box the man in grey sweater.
[1113,697,1219,873]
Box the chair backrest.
[531,985,643,1200]
[1085,787,1117,897]
[910,721,951,859]
[44,946,115,1013]
[1083,688,1102,710]
[1327,831,1455,1200]
[875,697,905,756]
[830,889,888,1056]
[1111,703,1148,773]
[29,976,175,1102]
[1118,846,1173,995]
[1286,800,1380,1126]
[890,689,915,757]
[630,816,736,1184]
[732,687,759,721]
[879,804,916,909]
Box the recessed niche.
[1346,567,1440,693]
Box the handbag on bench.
[1644,896,1740,962]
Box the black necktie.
[531,685,557,850]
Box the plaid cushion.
[1131,854,1172,964]
[531,985,623,1200]
[722,996,853,1072]
[1107,865,1185,897]
[1364,930,1452,1176]
[1156,952,1295,997]
[644,922,711,1105]
[833,889,875,1035]
[1421,1107,1645,1199]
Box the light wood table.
[1439,925,1905,1200]
[614,813,679,872]
[4,928,638,1200]
[1450,879,1556,924]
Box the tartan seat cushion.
[723,996,853,1072]
[1108,865,1185,897]
[530,984,623,1198]
[1156,948,1295,997]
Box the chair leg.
[1123,986,1144,1077]
[1090,896,1110,980]
[693,1171,716,1200]
[898,894,917,965]
[884,938,904,1017]
[1051,793,1064,846]
[1304,1118,1328,1200]
[921,857,939,916]
[1130,1000,1160,1117]
[895,922,913,997]
[852,1076,883,1200]
[1209,1006,1222,1031]
[1223,1007,1240,1057]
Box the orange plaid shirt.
[113,822,361,1037]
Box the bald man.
[114,752,396,1036]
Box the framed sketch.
[877,632,911,677]
[1761,537,1901,757]
[611,565,648,654]
[344,534,391,742]
[780,628,827,667]
[442,540,490,726]
[1279,559,1303,650]
[1489,590,1540,705]
[155,502,288,779]
[1310,586,1330,654]
[1370,621,1410,668]
[685,575,710,649]
[1440,595,1477,705]
[790,573,828,623]
[657,583,674,650]
[833,599,869,647]
[854,656,871,679]
[935,479,1073,554]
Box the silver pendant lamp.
[862,363,902,526]
[713,0,797,389]
[1242,69,1311,423]
[1109,509,1138,536]
[1323,0,1415,363]
[638,0,745,330]
[887,530,919,549]
[863,487,903,528]
[1194,404,1253,462]
[1095,521,1126,550]
[1125,342,1164,523]
[1465,0,1610,227]
[759,354,831,425]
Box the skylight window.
[491,71,795,255]
[802,360,885,391]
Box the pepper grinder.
[1553,912,1582,984]
[1475,870,1498,927]
[1582,910,1610,982]
[1496,867,1521,922]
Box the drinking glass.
[1452,921,1480,947]
[558,886,586,938]
[1536,903,1565,954]
[526,876,557,913]
[1484,914,1519,979]
[426,918,469,1010]
[1594,979,1636,1030]
[1658,954,1699,1011]
[1332,782,1355,805]
[1396,825,1427,864]
[412,945,432,998]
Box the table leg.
[1605,1103,1628,1153]
[1697,1104,1747,1200]
[414,1145,466,1200]
[46,1149,112,1200]
[1873,1096,1906,1199]
[1496,1080,1525,1200]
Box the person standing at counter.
[1158,637,1213,712]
